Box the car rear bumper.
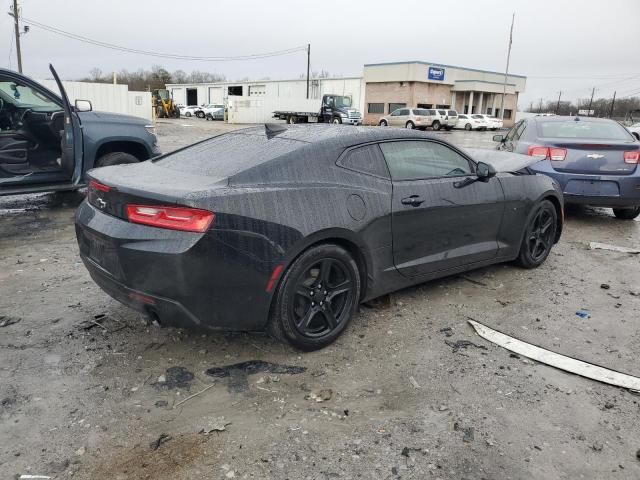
[74,200,279,331]
[530,161,640,207]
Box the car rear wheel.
[379,120,388,127]
[185,112,192,117]
[432,121,441,131]
[196,111,205,118]
[268,244,360,351]
[95,152,139,168]
[516,200,557,268]
[612,207,640,220]
[465,123,472,131]
[405,121,415,129]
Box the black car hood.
[465,148,539,173]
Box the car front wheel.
[516,200,558,268]
[432,121,441,131]
[465,123,472,131]
[406,121,415,129]
[612,207,640,220]
[379,120,387,127]
[268,244,360,351]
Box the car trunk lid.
[542,140,638,175]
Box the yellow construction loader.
[152,89,180,118]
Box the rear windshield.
[414,109,429,115]
[448,110,457,116]
[155,132,302,178]
[537,121,632,140]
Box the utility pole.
[555,91,562,114]
[609,90,616,118]
[306,44,310,99]
[538,98,543,113]
[587,87,596,117]
[9,0,23,73]
[499,12,515,120]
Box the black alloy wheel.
[268,244,360,350]
[516,200,557,268]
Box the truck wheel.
[405,121,415,129]
[332,117,342,125]
[95,152,139,168]
[465,123,472,131]
[432,121,441,131]
[156,107,165,119]
[173,108,180,119]
[379,120,387,127]
[288,116,297,124]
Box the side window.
[390,110,400,117]
[339,144,390,179]
[399,109,410,116]
[505,121,523,141]
[380,141,472,181]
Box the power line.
[20,16,307,62]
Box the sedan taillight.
[126,204,215,232]
[624,151,640,164]
[527,146,567,161]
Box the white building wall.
[166,77,365,124]
[39,80,152,120]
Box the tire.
[173,109,180,119]
[612,207,640,220]
[432,121,441,131]
[196,111,205,118]
[95,152,139,168]
[516,200,558,269]
[185,112,192,117]
[288,116,297,124]
[267,244,361,351]
[379,120,388,127]
[444,126,452,131]
[405,121,415,129]
[156,108,165,119]
[332,117,342,125]
[465,123,472,131]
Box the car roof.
[528,115,617,124]
[230,124,440,148]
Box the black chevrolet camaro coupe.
[75,125,563,350]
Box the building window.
[228,86,243,96]
[494,108,500,118]
[486,107,493,115]
[388,103,406,114]
[417,103,433,109]
[504,109,513,119]
[368,103,384,114]
[135,95,143,106]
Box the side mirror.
[492,134,504,142]
[476,161,496,180]
[75,99,92,112]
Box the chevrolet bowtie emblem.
[586,153,604,159]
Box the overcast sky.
[1,0,638,108]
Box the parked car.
[202,104,225,121]
[442,109,458,130]
[626,122,640,140]
[180,105,200,117]
[0,65,160,196]
[76,124,563,350]
[455,114,487,131]
[494,116,640,219]
[476,114,503,130]
[379,108,443,130]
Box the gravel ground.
[1,119,639,480]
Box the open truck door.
[49,64,83,183]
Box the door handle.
[401,195,424,206]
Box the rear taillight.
[624,151,640,164]
[527,146,566,161]
[126,204,215,233]
[89,179,111,192]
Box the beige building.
[363,61,526,127]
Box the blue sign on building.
[428,67,445,81]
